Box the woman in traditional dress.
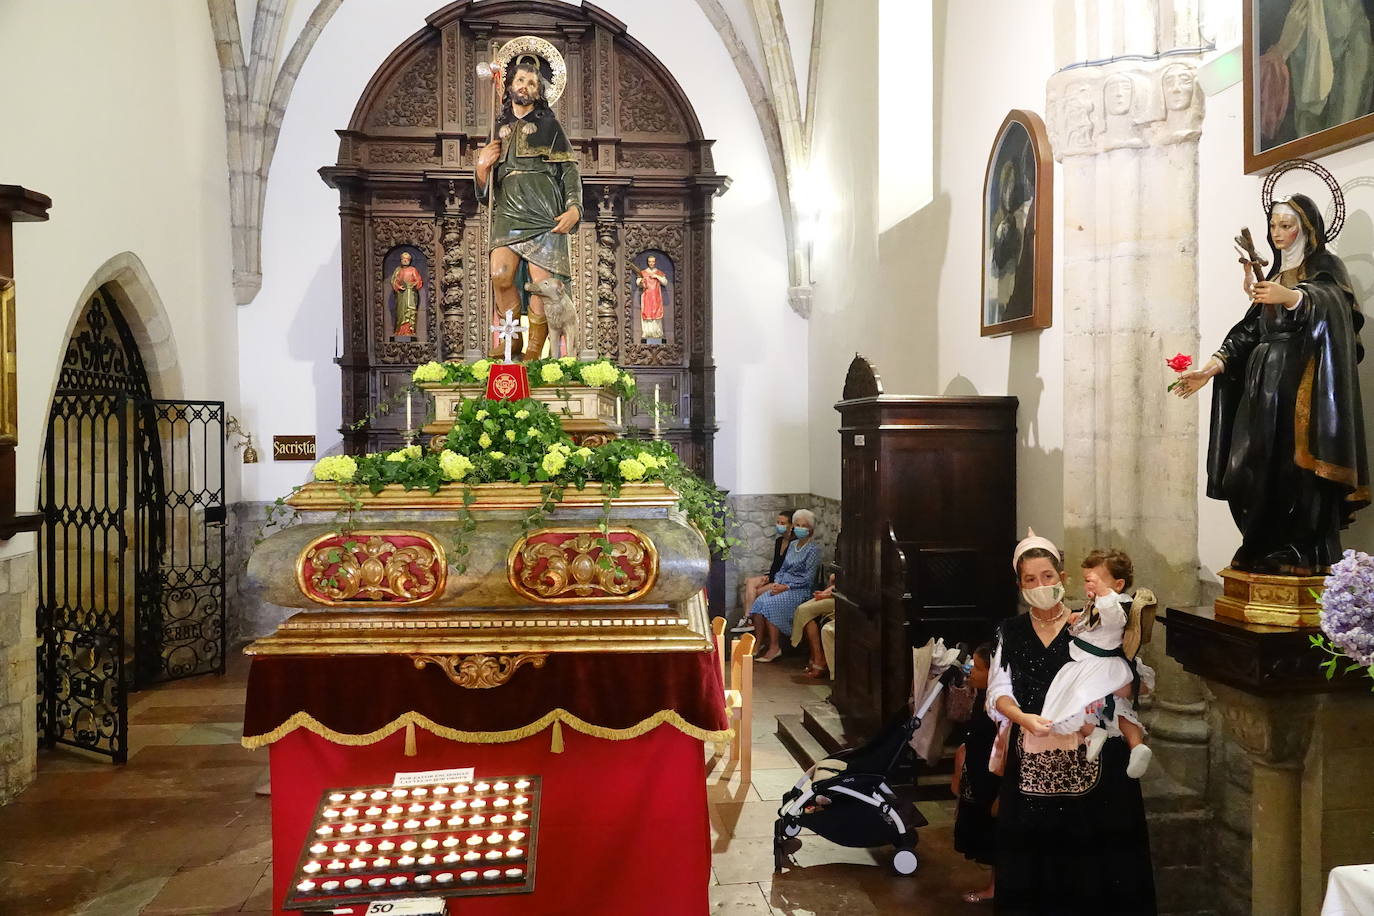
[1174,193,1368,575]
[987,530,1155,914]
[749,509,821,663]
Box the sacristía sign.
[272,435,317,461]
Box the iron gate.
[37,288,226,761]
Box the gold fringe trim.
[1294,355,1360,487]
[242,707,733,751]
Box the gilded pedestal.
[245,482,711,659]
[1213,567,1324,628]
[420,383,622,445]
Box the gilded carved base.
[1213,567,1324,628]
[412,652,547,688]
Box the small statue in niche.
[1173,181,1369,575]
[389,249,425,339]
[635,253,669,343]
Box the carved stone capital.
[787,284,813,319]
[1045,59,1203,161]
[412,652,548,688]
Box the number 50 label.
[367,898,446,915]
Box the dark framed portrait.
[1245,0,1374,173]
[981,109,1052,337]
[382,245,428,341]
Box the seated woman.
[735,509,794,631]
[790,573,836,678]
[749,509,821,663]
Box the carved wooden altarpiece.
[321,0,726,476]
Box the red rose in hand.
[1166,353,1193,373]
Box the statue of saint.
[390,250,423,339]
[475,45,581,361]
[636,254,667,341]
[1174,193,1369,575]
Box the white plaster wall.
[244,0,807,501]
[0,0,237,558]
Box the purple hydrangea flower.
[1320,549,1374,667]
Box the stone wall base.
[0,552,39,805]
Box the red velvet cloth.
[243,652,727,742]
[268,724,711,915]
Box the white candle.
[406,390,413,433]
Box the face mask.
[1022,583,1064,610]
[775,524,789,536]
[793,526,811,540]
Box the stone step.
[1155,863,1218,915]
[800,701,848,755]
[775,714,827,772]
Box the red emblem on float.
[485,363,531,401]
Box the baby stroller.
[772,645,969,875]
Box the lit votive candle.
[331,843,350,855]
[389,876,408,888]
[310,843,328,855]
[340,824,357,835]
[447,816,465,828]
[469,815,487,827]
[414,874,433,887]
[342,807,359,818]
[370,790,388,801]
[421,838,439,850]
[391,789,409,799]
[359,823,376,834]
[408,803,426,814]
[490,814,508,826]
[429,802,446,813]
[443,852,461,864]
[423,817,441,828]
[505,867,524,880]
[373,857,391,868]
[386,804,404,815]
[484,850,503,862]
[442,836,459,848]
[418,854,436,866]
[315,826,333,836]
[397,855,416,867]
[482,868,501,881]
[403,819,421,830]
[378,840,396,852]
[344,878,363,891]
[460,870,479,883]
[349,791,367,802]
[321,880,341,892]
[400,840,418,852]
[466,836,484,847]
[485,832,503,845]
[356,842,374,854]
[470,799,487,810]
[382,820,399,832]
[453,784,470,795]
[368,877,387,889]
[329,792,347,802]
[514,780,530,790]
[436,872,455,884]
[433,786,450,796]
[323,808,341,819]
[296,879,316,893]
[326,860,346,872]
[474,782,491,793]
[302,861,322,874]
[464,850,481,862]
[348,858,367,870]
[507,847,524,859]
[513,812,529,823]
[365,806,383,817]
[509,831,526,843]
[494,781,510,791]
[450,800,468,811]
[512,795,529,807]
[493,798,510,809]
[412,787,429,797]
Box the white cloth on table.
[1323,864,1374,915]
[1040,592,1135,734]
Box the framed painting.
[1245,0,1374,173]
[981,109,1052,337]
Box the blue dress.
[749,540,820,637]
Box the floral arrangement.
[308,396,736,556]
[413,357,638,400]
[1311,549,1374,686]
[1165,353,1193,392]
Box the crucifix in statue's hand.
[490,309,520,364]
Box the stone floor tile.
[238,868,275,913]
[175,722,246,746]
[712,836,781,886]
[763,868,884,915]
[141,863,268,915]
[137,704,245,725]
[70,865,178,916]
[709,881,773,913]
[747,767,808,802]
[711,799,786,843]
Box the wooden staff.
[1234,227,1269,288]
[477,46,503,351]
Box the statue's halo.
[493,35,568,107]
[1262,158,1345,243]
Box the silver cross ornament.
[489,309,520,364]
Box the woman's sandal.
[803,664,829,679]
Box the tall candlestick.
[406,390,413,437]
[652,384,662,439]
[615,396,622,427]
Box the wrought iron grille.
[37,288,226,761]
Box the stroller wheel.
[891,848,918,876]
[782,821,801,838]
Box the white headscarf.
[1012,527,1061,572]
[1273,200,1309,273]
